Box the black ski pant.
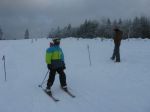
[111,44,120,62]
[47,68,67,88]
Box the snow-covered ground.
[0,38,150,112]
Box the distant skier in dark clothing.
[111,28,123,62]
[45,38,67,92]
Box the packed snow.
[0,38,150,112]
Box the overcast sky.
[0,0,150,39]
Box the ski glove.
[47,64,54,70]
[62,64,66,70]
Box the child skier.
[45,38,67,92]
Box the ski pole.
[87,44,92,66]
[2,55,7,81]
[38,70,49,87]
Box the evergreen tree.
[105,18,112,38]
[118,18,123,25]
[66,24,72,37]
[0,27,3,40]
[48,16,150,39]
[97,18,112,38]
[77,20,98,38]
[62,24,72,37]
[122,19,132,39]
[140,16,150,38]
[24,29,29,39]
[132,17,142,38]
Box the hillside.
[0,38,150,112]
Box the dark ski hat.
[52,38,61,42]
[114,28,120,32]
[52,37,61,45]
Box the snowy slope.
[0,38,150,112]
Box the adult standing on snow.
[111,28,123,62]
[45,38,67,92]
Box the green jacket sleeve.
[45,51,52,64]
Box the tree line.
[0,16,150,40]
[49,16,150,39]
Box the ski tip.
[70,94,76,98]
